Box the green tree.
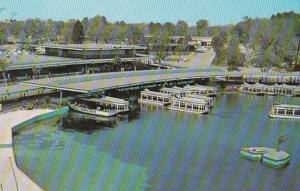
[102,23,114,43]
[0,22,8,43]
[0,58,9,86]
[72,20,84,44]
[261,47,272,71]
[196,19,209,36]
[87,15,103,41]
[43,19,54,42]
[212,33,227,65]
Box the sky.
[0,0,299,25]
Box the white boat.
[138,89,171,106]
[168,96,209,114]
[184,84,217,97]
[274,84,300,97]
[185,94,214,107]
[238,83,264,96]
[68,96,129,117]
[269,103,300,119]
[160,86,185,97]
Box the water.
[13,93,300,191]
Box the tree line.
[212,12,300,70]
[0,12,299,70]
[0,16,209,45]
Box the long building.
[31,43,148,59]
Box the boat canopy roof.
[80,96,129,105]
[141,90,171,97]
[273,104,300,109]
[160,86,184,93]
[184,84,216,90]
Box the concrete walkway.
[0,109,53,191]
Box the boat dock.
[0,109,54,191]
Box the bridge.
[20,69,300,94]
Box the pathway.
[0,109,53,191]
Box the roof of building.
[34,43,148,51]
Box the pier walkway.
[0,109,53,191]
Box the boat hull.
[240,150,262,161]
[138,99,170,106]
[268,113,300,119]
[262,157,291,168]
[167,106,209,114]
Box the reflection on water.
[13,94,300,191]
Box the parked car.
[195,46,208,53]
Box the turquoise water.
[1,0,300,25]
[13,93,300,191]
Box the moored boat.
[184,84,217,97]
[138,89,171,106]
[68,96,129,117]
[168,96,209,114]
[160,86,185,97]
[275,84,300,97]
[269,103,300,119]
[238,83,265,96]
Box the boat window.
[286,110,293,115]
[278,109,285,114]
[180,102,185,108]
[164,98,169,102]
[153,96,157,101]
[187,103,192,109]
[174,101,179,107]
[142,94,147,99]
[158,97,163,102]
[119,105,124,110]
[294,110,300,115]
[193,105,199,110]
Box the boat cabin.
[169,97,209,114]
[138,89,172,105]
[160,86,185,97]
[275,84,300,97]
[184,84,217,96]
[239,83,264,95]
[185,94,214,107]
[269,103,300,119]
[80,96,129,112]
